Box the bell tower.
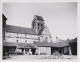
[32,15,45,34]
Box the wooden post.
[23,49,25,54]
[62,47,64,55]
[38,48,40,55]
[69,46,72,55]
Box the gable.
[41,26,51,36]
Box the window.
[41,24,42,26]
[33,23,35,28]
[38,23,39,26]
[45,37,48,42]
[16,40,18,42]
[45,37,47,39]
[38,37,40,41]
[25,40,27,43]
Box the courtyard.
[3,54,77,60]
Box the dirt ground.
[3,55,77,60]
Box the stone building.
[3,15,53,55]
[32,15,53,42]
[5,25,38,43]
[3,14,77,55]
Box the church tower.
[32,15,45,34]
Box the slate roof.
[3,42,16,47]
[6,25,37,35]
[35,15,44,21]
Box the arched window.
[41,24,42,26]
[16,40,18,42]
[25,40,27,43]
[41,24,43,28]
[45,37,48,42]
[38,37,40,41]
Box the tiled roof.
[55,39,70,47]
[34,41,58,47]
[35,15,44,21]
[35,38,77,47]
[3,42,16,47]
[55,38,77,47]
[3,42,38,48]
[69,37,77,43]
[55,41,69,47]
[34,39,70,47]
[6,25,37,35]
[34,41,50,47]
[16,43,38,48]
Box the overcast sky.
[2,2,77,41]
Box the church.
[3,15,53,55]
[32,15,53,42]
[3,14,77,55]
[5,15,52,43]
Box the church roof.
[6,25,37,35]
[38,27,45,35]
[35,15,44,21]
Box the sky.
[2,2,77,42]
